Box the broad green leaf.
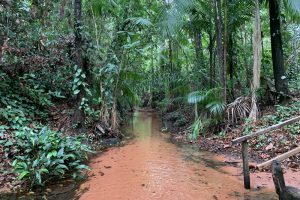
[18,171,30,180]
[73,90,80,95]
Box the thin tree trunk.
[223,0,228,102]
[213,0,226,102]
[228,32,235,99]
[228,32,234,81]
[269,0,289,99]
[195,31,204,66]
[209,31,215,88]
[242,24,251,86]
[60,0,68,18]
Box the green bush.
[261,101,300,135]
[173,117,188,127]
[165,111,182,122]
[1,126,92,188]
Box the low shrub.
[165,111,182,122]
[261,101,300,135]
[173,118,188,127]
[0,126,92,188]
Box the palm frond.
[206,101,226,116]
[188,118,204,141]
[226,96,251,124]
[283,0,300,22]
[159,0,195,35]
[126,17,153,27]
[187,91,206,104]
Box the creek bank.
[0,115,131,199]
[160,104,300,191]
[0,135,130,200]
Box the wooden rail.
[257,146,300,170]
[232,116,300,144]
[232,116,300,189]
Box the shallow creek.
[1,111,280,200]
[76,111,277,200]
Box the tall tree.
[269,0,289,98]
[249,0,262,122]
[72,0,85,129]
[223,0,228,100]
[213,0,226,102]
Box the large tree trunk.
[249,0,262,122]
[269,0,289,99]
[72,0,85,129]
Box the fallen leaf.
[265,143,274,151]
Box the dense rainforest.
[0,0,300,198]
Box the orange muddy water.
[77,111,278,200]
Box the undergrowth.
[0,126,91,188]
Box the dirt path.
[77,111,278,200]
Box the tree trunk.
[195,31,204,67]
[60,0,68,18]
[228,32,234,81]
[249,0,262,122]
[213,0,226,102]
[72,0,85,129]
[223,0,228,102]
[228,32,235,99]
[269,0,289,99]
[209,31,215,88]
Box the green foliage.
[166,111,182,121]
[185,88,226,138]
[188,118,205,141]
[261,101,300,135]
[0,106,28,128]
[72,65,91,97]
[157,98,173,113]
[126,17,153,27]
[1,127,91,187]
[1,0,300,188]
[0,80,51,129]
[242,118,255,135]
[165,111,187,127]
[188,88,226,117]
[173,117,188,127]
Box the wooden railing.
[232,116,300,189]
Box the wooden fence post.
[242,140,250,189]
